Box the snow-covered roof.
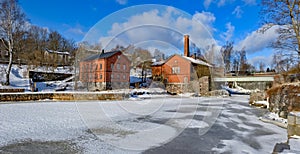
[151,55,212,67]
[152,61,165,66]
[182,56,213,67]
[45,49,70,55]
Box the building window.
[117,63,120,69]
[117,74,120,79]
[172,67,180,74]
[123,64,126,70]
[123,75,126,80]
[95,64,98,71]
[111,63,114,70]
[100,74,103,79]
[111,74,114,79]
[100,64,102,70]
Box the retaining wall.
[267,83,300,118]
[0,92,128,102]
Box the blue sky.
[19,0,276,68]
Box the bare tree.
[261,0,300,59]
[131,48,152,83]
[220,42,233,74]
[259,61,266,73]
[272,52,297,72]
[0,0,26,85]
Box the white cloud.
[220,22,235,41]
[98,9,217,52]
[218,0,236,7]
[232,6,243,18]
[242,0,256,5]
[67,27,85,35]
[204,0,213,9]
[236,25,279,53]
[248,56,273,67]
[116,0,127,5]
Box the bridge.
[213,76,275,91]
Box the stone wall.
[287,112,300,137]
[0,88,25,93]
[249,92,267,106]
[87,82,129,91]
[0,92,128,102]
[199,76,209,95]
[165,76,210,95]
[267,83,300,118]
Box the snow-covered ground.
[0,64,73,92]
[0,96,298,153]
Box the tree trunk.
[5,50,13,85]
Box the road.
[0,95,294,153]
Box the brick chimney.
[184,35,189,57]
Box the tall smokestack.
[184,35,189,57]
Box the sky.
[18,0,277,69]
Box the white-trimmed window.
[172,67,180,74]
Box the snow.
[182,56,213,67]
[1,64,299,153]
[259,112,288,128]
[289,111,300,117]
[254,100,269,108]
[0,64,74,92]
[45,49,69,55]
[0,96,298,153]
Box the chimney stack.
[184,35,189,57]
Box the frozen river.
[0,95,298,153]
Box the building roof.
[45,49,69,55]
[182,56,213,67]
[152,60,165,66]
[83,50,120,61]
[151,54,212,67]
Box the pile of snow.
[178,93,199,97]
[259,112,288,128]
[253,100,269,108]
[130,88,168,99]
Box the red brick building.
[80,50,130,91]
[152,35,212,94]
